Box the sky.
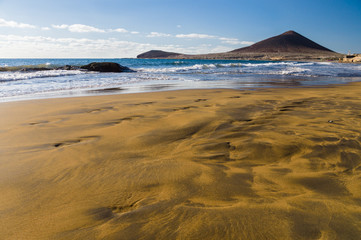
[0,0,360,58]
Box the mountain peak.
[231,30,334,53]
[137,50,181,59]
[281,30,299,35]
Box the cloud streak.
[111,28,128,33]
[0,34,152,58]
[0,18,36,29]
[176,33,253,46]
[52,24,106,33]
[52,24,138,34]
[0,34,235,58]
[146,32,171,38]
[219,37,254,45]
[145,31,253,46]
[176,33,217,39]
[0,18,253,57]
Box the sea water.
[1,58,361,102]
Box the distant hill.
[137,50,181,59]
[231,30,334,54]
[137,31,342,61]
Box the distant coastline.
[137,30,358,63]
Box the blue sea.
[1,58,361,102]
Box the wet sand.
[1,83,361,239]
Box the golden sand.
[1,83,361,239]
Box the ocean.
[1,58,361,102]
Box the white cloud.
[52,24,69,29]
[0,34,233,58]
[0,34,156,58]
[68,24,105,33]
[52,24,139,34]
[111,28,128,33]
[175,33,253,46]
[52,24,105,33]
[219,37,254,45]
[147,32,172,38]
[0,18,36,29]
[240,41,255,45]
[176,33,217,39]
[177,25,182,28]
[41,27,51,31]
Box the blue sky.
[0,0,360,58]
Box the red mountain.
[231,30,334,54]
[137,31,341,60]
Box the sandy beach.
[1,83,361,239]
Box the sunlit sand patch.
[1,86,361,239]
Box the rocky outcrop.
[80,62,134,72]
[137,50,181,59]
[0,62,135,72]
[56,65,80,70]
[341,54,361,63]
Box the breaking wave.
[136,61,361,77]
[1,58,361,102]
[0,69,86,82]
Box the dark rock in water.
[0,62,134,73]
[20,67,52,71]
[137,50,181,59]
[81,62,134,72]
[56,65,80,70]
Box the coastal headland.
[1,82,361,239]
[137,31,347,62]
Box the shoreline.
[0,79,357,104]
[1,82,361,239]
[2,59,361,104]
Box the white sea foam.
[137,61,320,77]
[137,62,244,73]
[1,59,361,102]
[277,67,311,75]
[0,70,86,81]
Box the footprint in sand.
[27,118,66,126]
[101,115,144,126]
[128,102,155,106]
[108,200,140,214]
[173,106,198,111]
[87,201,140,221]
[194,99,208,102]
[86,106,115,114]
[53,136,100,148]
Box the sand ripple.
[1,86,361,239]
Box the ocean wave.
[276,67,311,75]
[136,61,319,77]
[137,62,244,73]
[1,59,361,102]
[0,63,61,72]
[242,61,315,68]
[105,60,361,78]
[0,70,86,82]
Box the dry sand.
[1,83,361,239]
